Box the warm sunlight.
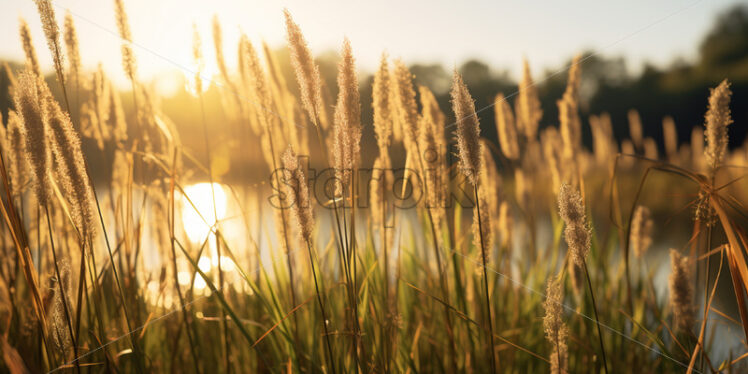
[4,0,748,371]
[180,182,227,243]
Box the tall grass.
[1,4,748,373]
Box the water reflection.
[181,182,227,243]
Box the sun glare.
[181,182,228,243]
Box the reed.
[14,71,50,206]
[669,249,695,333]
[282,147,336,373]
[630,205,653,259]
[114,0,137,82]
[495,93,519,160]
[284,9,323,126]
[558,183,607,373]
[63,12,80,81]
[451,70,497,372]
[516,59,542,141]
[703,79,732,173]
[543,276,568,374]
[19,19,42,78]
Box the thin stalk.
[348,175,367,370]
[379,179,390,373]
[582,260,609,374]
[169,150,201,374]
[408,141,459,372]
[44,205,79,374]
[89,167,145,373]
[198,92,232,372]
[308,118,355,368]
[306,240,336,374]
[0,139,55,370]
[701,196,714,372]
[473,185,497,373]
[36,205,41,273]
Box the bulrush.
[704,79,732,172]
[544,277,568,374]
[668,249,694,332]
[44,92,96,237]
[63,12,81,82]
[19,18,42,77]
[450,70,482,185]
[282,148,314,243]
[495,93,519,160]
[516,59,542,141]
[14,71,50,205]
[284,9,323,125]
[631,206,653,259]
[114,0,137,81]
[332,38,362,196]
[558,183,589,267]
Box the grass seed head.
[704,79,732,172]
[282,147,314,244]
[332,38,361,196]
[63,12,81,81]
[495,93,519,160]
[668,249,694,332]
[558,183,589,266]
[19,18,41,77]
[114,0,137,81]
[450,70,482,185]
[14,70,50,205]
[285,9,323,125]
[372,53,391,152]
[516,59,542,140]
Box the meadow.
[1,1,748,373]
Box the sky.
[0,0,743,91]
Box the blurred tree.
[700,4,748,68]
